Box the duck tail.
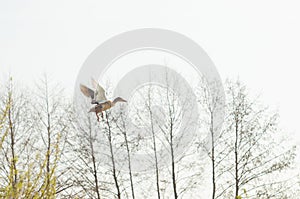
[88,107,95,113]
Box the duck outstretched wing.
[91,78,107,101]
[80,84,95,99]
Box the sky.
[0,1,299,154]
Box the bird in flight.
[80,78,127,122]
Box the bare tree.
[215,80,297,198]
[197,78,225,199]
[68,101,104,198]
[34,75,73,197]
[114,108,136,199]
[159,72,205,199]
[70,92,124,198]
[130,71,203,198]
[146,85,161,199]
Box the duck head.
[113,97,127,105]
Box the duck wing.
[91,78,107,101]
[80,84,95,99]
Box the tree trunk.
[234,117,239,198]
[105,112,121,199]
[89,116,101,199]
[211,114,216,199]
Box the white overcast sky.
[0,1,299,148]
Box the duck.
[80,78,127,122]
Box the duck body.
[89,100,112,114]
[88,100,112,121]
